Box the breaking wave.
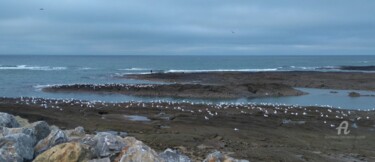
[0,65,67,71]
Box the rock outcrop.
[159,148,192,162]
[43,83,305,99]
[0,112,20,128]
[34,126,68,155]
[203,151,249,162]
[116,137,163,162]
[0,112,248,162]
[28,121,51,142]
[83,132,126,158]
[0,133,35,161]
[33,142,91,162]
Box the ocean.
[0,55,375,109]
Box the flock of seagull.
[4,96,373,129]
[48,83,157,90]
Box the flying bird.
[40,8,44,11]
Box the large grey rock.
[95,130,128,138]
[0,112,20,128]
[14,116,29,127]
[0,133,35,161]
[0,121,50,144]
[116,137,163,162]
[159,148,191,162]
[0,126,36,139]
[82,132,126,158]
[203,151,249,162]
[65,126,86,141]
[88,157,111,162]
[34,127,68,155]
[27,121,50,142]
[65,126,85,137]
[0,148,23,162]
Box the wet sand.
[1,97,374,161]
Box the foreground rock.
[1,98,373,161]
[116,137,163,162]
[0,133,35,161]
[82,132,126,158]
[203,151,249,162]
[34,126,68,155]
[0,112,249,161]
[29,121,51,142]
[159,148,192,162]
[33,142,91,162]
[64,126,86,141]
[0,112,20,128]
[43,83,305,99]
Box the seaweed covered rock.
[349,92,361,97]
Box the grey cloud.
[0,0,374,55]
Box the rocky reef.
[43,83,305,99]
[339,66,375,71]
[124,71,375,91]
[0,112,248,162]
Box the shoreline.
[2,70,375,161]
[0,97,374,161]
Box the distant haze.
[0,0,374,55]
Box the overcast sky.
[0,0,374,55]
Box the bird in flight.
[40,8,44,11]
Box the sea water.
[0,55,374,109]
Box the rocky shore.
[43,83,305,99]
[339,66,375,71]
[1,97,374,161]
[124,71,375,91]
[0,112,247,162]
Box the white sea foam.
[0,65,67,71]
[113,72,150,77]
[78,67,95,70]
[276,66,342,71]
[33,84,64,91]
[118,67,151,71]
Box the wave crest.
[0,65,67,71]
